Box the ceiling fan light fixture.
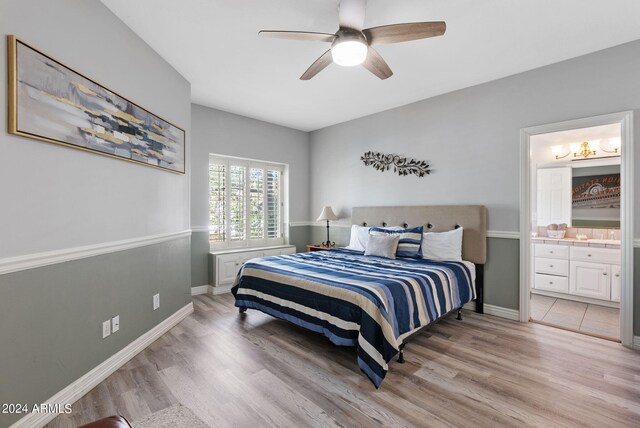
[331,40,368,66]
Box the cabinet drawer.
[535,244,569,259]
[534,274,569,293]
[534,257,569,276]
[570,246,620,264]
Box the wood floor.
[48,294,640,428]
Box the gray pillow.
[364,234,400,259]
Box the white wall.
[0,0,191,259]
[310,39,640,238]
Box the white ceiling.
[101,0,640,131]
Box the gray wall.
[0,1,192,426]
[309,40,640,328]
[0,239,191,428]
[190,104,310,286]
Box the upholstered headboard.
[351,205,488,264]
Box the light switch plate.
[112,315,120,333]
[153,293,160,310]
[102,320,111,339]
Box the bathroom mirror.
[571,164,620,227]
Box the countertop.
[532,237,621,249]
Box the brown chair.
[79,415,132,428]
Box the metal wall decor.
[360,151,431,177]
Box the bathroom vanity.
[532,237,620,306]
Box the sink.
[587,239,621,245]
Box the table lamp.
[316,206,338,247]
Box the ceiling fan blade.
[339,0,367,30]
[363,21,446,45]
[258,30,336,43]
[300,50,333,80]
[362,47,393,80]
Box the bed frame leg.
[239,307,247,313]
[456,308,462,320]
[397,345,405,364]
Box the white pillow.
[346,225,403,251]
[365,234,400,259]
[421,227,463,261]
[346,225,371,251]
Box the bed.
[232,205,487,387]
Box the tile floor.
[530,294,620,341]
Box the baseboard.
[463,301,520,321]
[633,336,640,350]
[484,304,520,320]
[211,284,233,295]
[10,302,194,428]
[191,285,209,296]
[191,284,232,296]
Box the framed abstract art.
[7,35,185,173]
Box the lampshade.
[608,137,622,151]
[550,145,564,157]
[316,206,338,221]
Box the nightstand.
[306,245,336,252]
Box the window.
[209,155,285,248]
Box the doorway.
[519,112,634,346]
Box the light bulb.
[551,145,564,156]
[331,40,368,66]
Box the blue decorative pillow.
[369,226,424,258]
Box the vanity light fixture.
[551,141,597,159]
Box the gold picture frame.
[7,35,186,173]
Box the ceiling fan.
[258,0,446,80]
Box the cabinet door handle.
[549,281,553,285]
[603,272,607,276]
[550,265,554,268]
[549,251,554,254]
[615,274,620,277]
[587,254,592,257]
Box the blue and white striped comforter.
[231,249,476,387]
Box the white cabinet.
[211,246,296,288]
[216,253,247,286]
[533,243,620,303]
[611,265,621,302]
[569,261,611,300]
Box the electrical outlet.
[112,315,120,333]
[102,320,111,339]
[153,293,160,310]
